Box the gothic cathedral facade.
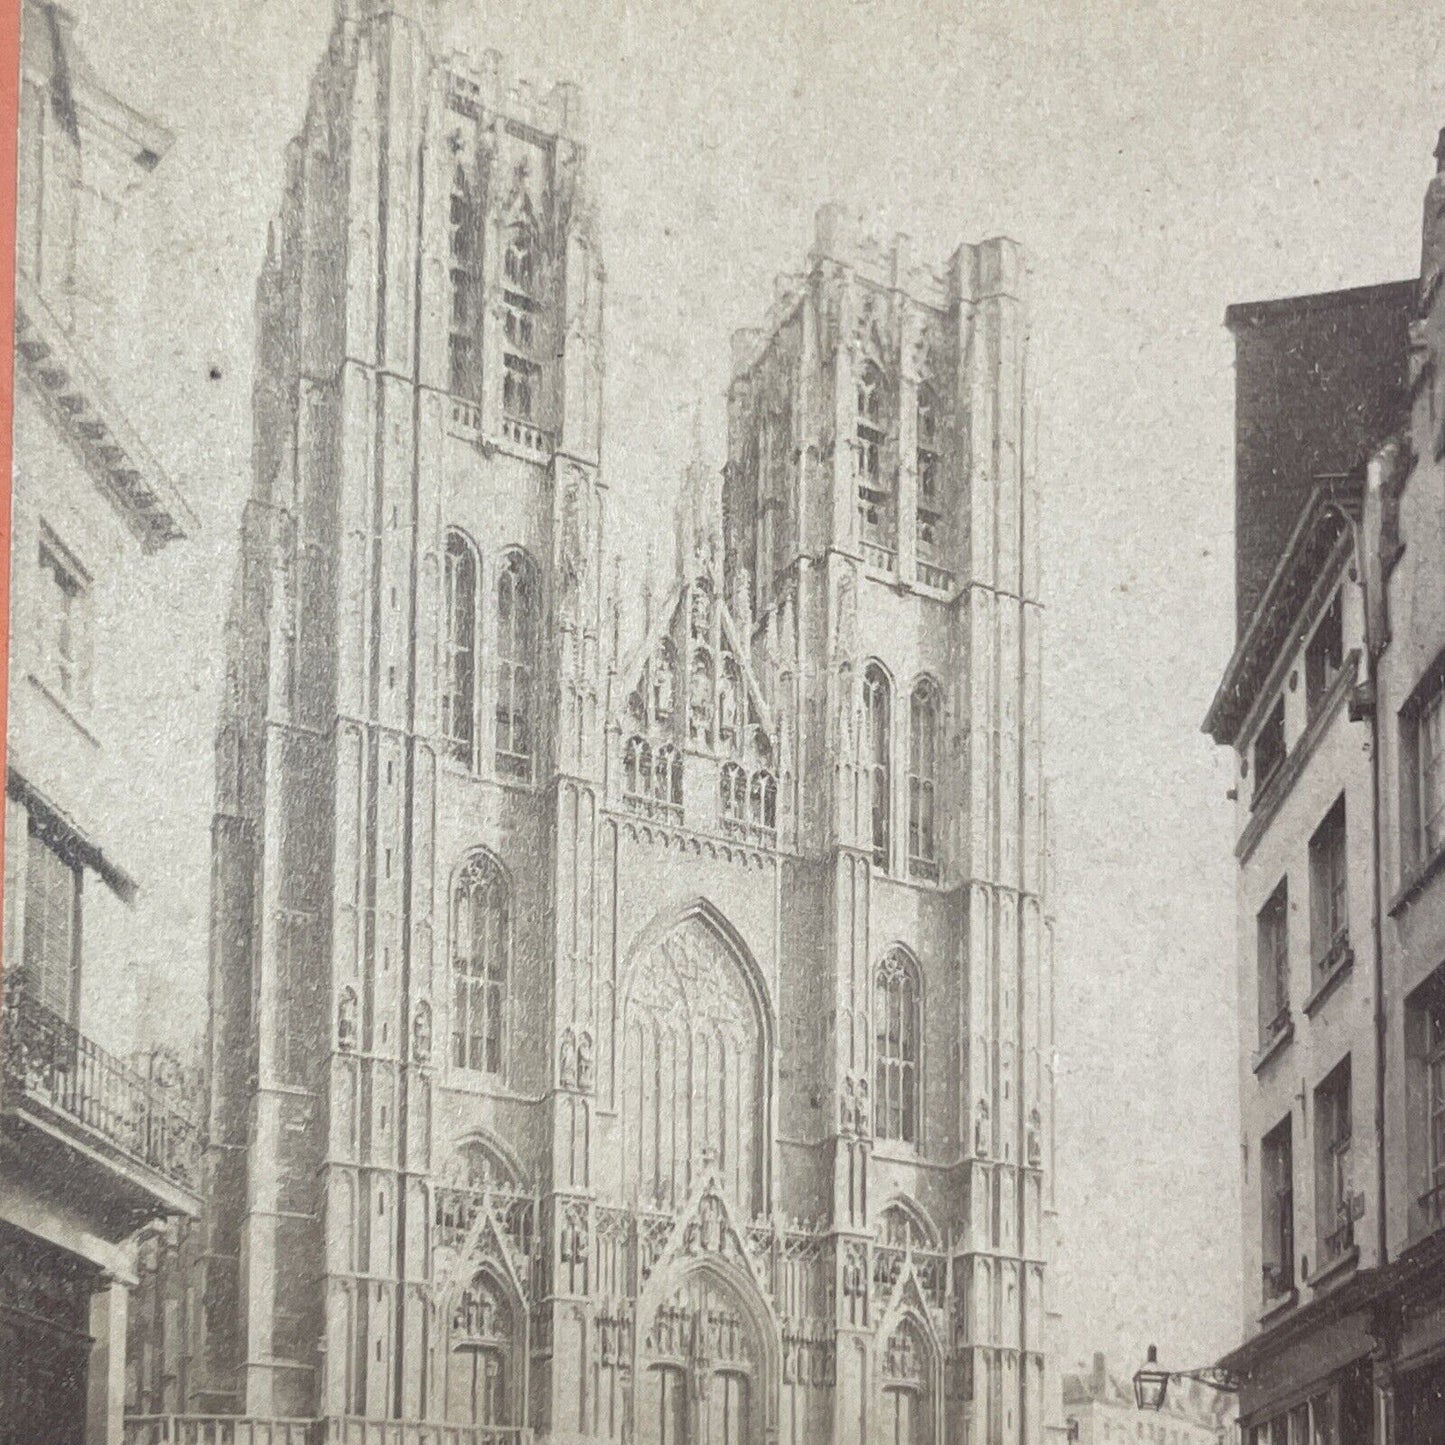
[191,2,1058,1441]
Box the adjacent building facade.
[1207,134,1445,1444]
[1,4,201,1444]
[127,1,1060,1441]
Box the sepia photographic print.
[2,2,1444,1443]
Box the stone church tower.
[182,1,1058,1441]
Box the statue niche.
[622,914,766,1215]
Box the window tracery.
[495,551,537,779]
[875,949,920,1144]
[863,663,892,868]
[856,360,894,553]
[443,530,479,764]
[451,852,510,1076]
[502,222,542,423]
[720,761,747,828]
[448,165,482,400]
[622,916,764,1212]
[908,678,940,880]
[915,384,941,560]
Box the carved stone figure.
[337,988,357,1052]
[412,1001,432,1064]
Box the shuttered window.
[22,826,79,1019]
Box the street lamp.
[1132,1344,1240,1411]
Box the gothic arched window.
[495,551,537,779]
[909,678,940,880]
[502,223,541,423]
[720,761,747,828]
[856,361,892,550]
[447,1270,515,1427]
[916,384,941,560]
[875,948,921,1143]
[449,167,481,400]
[653,744,683,812]
[749,770,777,833]
[863,662,892,869]
[451,853,509,1076]
[443,530,479,764]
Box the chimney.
[1091,1352,1107,1399]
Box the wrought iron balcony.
[2,983,202,1198]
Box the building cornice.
[15,276,197,551]
[1203,476,1361,746]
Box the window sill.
[1389,837,1445,917]
[1303,942,1354,1018]
[1257,1288,1298,1326]
[1306,1245,1359,1293]
[1252,1018,1294,1074]
[27,672,101,749]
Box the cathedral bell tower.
[204,0,605,1424]
[724,206,1055,1444]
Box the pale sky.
[54,0,1445,1384]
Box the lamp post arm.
[1174,1366,1240,1394]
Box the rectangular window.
[21,824,80,1021]
[1262,1114,1294,1303]
[1314,1058,1353,1267]
[1254,696,1286,800]
[1410,972,1445,1230]
[1430,997,1445,1227]
[37,535,91,707]
[1257,880,1290,1047]
[1305,591,1344,717]
[1308,796,1348,973]
[1418,683,1445,864]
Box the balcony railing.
[859,538,897,574]
[623,791,683,826]
[500,416,553,455]
[125,1422,530,1445]
[915,559,955,592]
[2,985,202,1194]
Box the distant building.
[1,4,200,1445]
[1205,134,1445,1445]
[1062,1354,1231,1445]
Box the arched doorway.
[638,1268,764,1445]
[878,1316,933,1445]
[445,1267,520,1429]
[621,912,767,1214]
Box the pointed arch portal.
[638,1264,768,1445]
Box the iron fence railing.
[2,984,201,1194]
[125,1421,530,1445]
